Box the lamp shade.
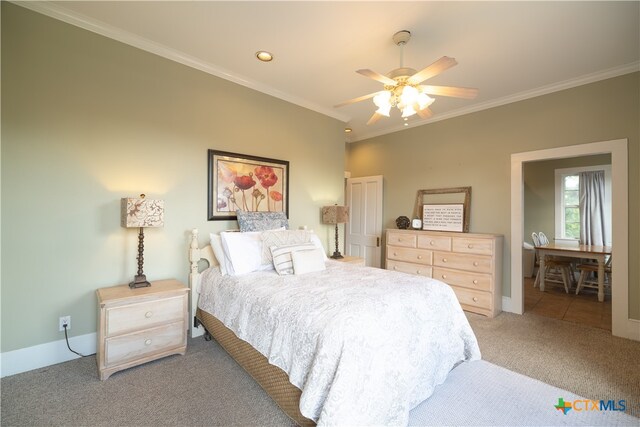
[321,205,349,225]
[121,195,164,228]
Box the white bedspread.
[198,261,480,426]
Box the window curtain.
[579,170,606,245]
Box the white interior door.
[345,175,383,267]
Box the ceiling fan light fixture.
[401,105,417,118]
[417,92,435,110]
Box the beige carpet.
[467,311,640,417]
[1,311,638,425]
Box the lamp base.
[129,274,151,289]
[330,252,344,259]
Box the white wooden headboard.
[189,228,215,338]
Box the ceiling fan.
[335,30,478,125]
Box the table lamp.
[321,204,349,259]
[121,194,164,288]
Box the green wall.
[346,72,639,319]
[523,155,611,245]
[1,3,345,352]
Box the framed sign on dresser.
[385,229,503,317]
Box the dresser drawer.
[387,232,417,248]
[105,321,185,367]
[387,247,432,265]
[450,286,492,310]
[386,260,432,277]
[417,234,452,251]
[452,237,494,255]
[106,295,185,336]
[432,267,492,291]
[433,252,492,273]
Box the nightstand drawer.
[105,321,185,367]
[106,295,184,336]
[386,260,432,277]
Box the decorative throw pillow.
[220,231,275,275]
[292,248,326,275]
[270,242,317,275]
[236,210,289,232]
[261,229,311,264]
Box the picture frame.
[414,187,471,233]
[208,150,289,221]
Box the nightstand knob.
[393,252,398,256]
[473,280,478,285]
[393,266,397,270]
[144,339,152,346]
[417,255,422,259]
[145,311,153,318]
[442,274,447,279]
[417,270,421,274]
[473,262,479,267]
[472,297,479,302]
[430,241,435,245]
[442,258,447,263]
[468,244,474,249]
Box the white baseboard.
[0,332,96,378]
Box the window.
[562,175,580,239]
[554,165,612,243]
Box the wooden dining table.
[536,243,612,302]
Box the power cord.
[63,324,94,358]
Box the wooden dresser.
[96,279,189,380]
[385,229,503,317]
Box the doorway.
[510,139,629,338]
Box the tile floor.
[524,276,612,331]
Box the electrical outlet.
[59,315,71,332]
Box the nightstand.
[334,256,366,266]
[96,279,189,380]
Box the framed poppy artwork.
[208,150,289,221]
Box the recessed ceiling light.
[344,128,352,133]
[256,51,273,62]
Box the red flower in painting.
[234,175,256,190]
[254,166,278,189]
[270,191,283,202]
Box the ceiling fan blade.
[420,85,479,99]
[366,112,384,125]
[356,69,397,86]
[407,56,458,85]
[334,91,385,108]
[417,107,433,119]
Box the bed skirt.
[196,308,315,427]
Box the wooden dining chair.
[575,256,612,295]
[532,232,573,293]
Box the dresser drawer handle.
[393,266,397,270]
[398,238,403,242]
[417,270,421,274]
[430,241,435,246]
[393,252,398,256]
[417,255,422,259]
[472,297,479,302]
[468,244,473,249]
[442,258,447,263]
[144,339,152,346]
[145,311,153,318]
[473,279,478,285]
[473,262,479,267]
[442,274,447,279]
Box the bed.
[188,228,480,426]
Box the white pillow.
[220,231,275,275]
[292,248,326,275]
[307,231,328,260]
[261,229,311,264]
[209,233,233,275]
[270,242,317,275]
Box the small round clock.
[395,216,410,230]
[412,218,422,229]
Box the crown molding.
[349,61,640,142]
[14,1,351,123]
